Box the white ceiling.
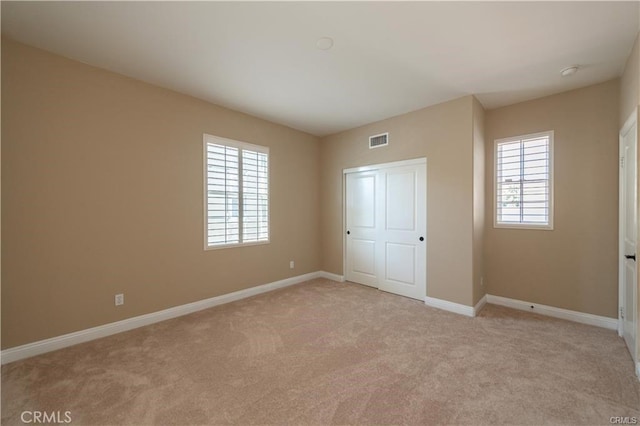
[2,1,639,136]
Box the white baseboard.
[319,271,345,282]
[425,296,475,317]
[486,294,618,331]
[2,277,620,365]
[1,271,325,365]
[474,294,487,316]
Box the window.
[494,131,553,229]
[204,134,269,249]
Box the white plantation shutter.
[206,143,240,245]
[495,131,553,229]
[242,149,269,242]
[204,135,269,248]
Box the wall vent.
[369,132,389,149]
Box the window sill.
[494,223,553,231]
[204,240,270,251]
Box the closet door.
[345,170,380,287]
[377,164,426,300]
[345,161,426,300]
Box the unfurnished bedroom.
[1,1,640,424]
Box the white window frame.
[494,130,554,230]
[203,134,270,250]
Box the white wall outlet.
[289,260,295,269]
[480,277,484,287]
[115,293,124,306]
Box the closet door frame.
[343,157,427,300]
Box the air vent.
[369,132,389,149]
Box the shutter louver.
[205,135,269,248]
[206,143,240,246]
[242,149,269,243]
[496,133,552,227]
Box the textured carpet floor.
[2,278,639,425]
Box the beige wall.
[1,39,321,349]
[485,80,620,318]
[3,34,630,351]
[472,97,485,305]
[620,33,639,128]
[320,96,477,306]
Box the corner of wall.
[319,96,479,307]
[620,31,640,128]
[485,80,620,318]
[2,39,325,348]
[472,97,486,304]
[317,134,336,276]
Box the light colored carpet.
[2,278,639,425]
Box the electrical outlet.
[115,293,124,306]
[289,260,295,269]
[480,277,484,287]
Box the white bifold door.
[345,160,426,301]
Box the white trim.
[636,362,640,381]
[621,108,638,137]
[342,171,347,281]
[1,271,322,365]
[319,271,345,282]
[424,295,486,318]
[343,157,426,175]
[618,110,638,367]
[619,121,625,337]
[425,296,475,317]
[474,294,487,316]
[486,294,618,330]
[493,130,554,231]
[203,133,271,251]
[203,133,269,154]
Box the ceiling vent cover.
[369,132,389,149]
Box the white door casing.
[619,110,638,365]
[345,159,427,301]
